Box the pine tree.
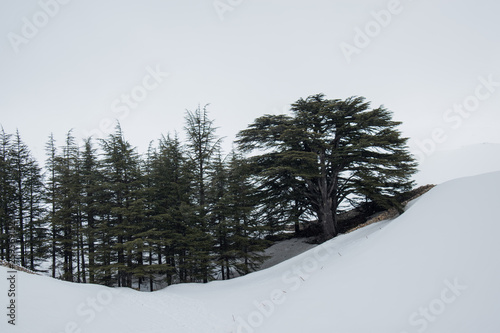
[151,134,195,285]
[184,105,222,282]
[45,133,59,278]
[54,130,81,281]
[0,128,15,262]
[25,157,47,271]
[80,137,101,283]
[207,151,230,279]
[11,130,33,267]
[100,124,143,287]
[237,94,417,239]
[207,152,269,279]
[224,153,269,276]
[142,140,176,289]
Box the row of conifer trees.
[1,95,418,289]
[0,106,269,289]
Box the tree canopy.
[0,95,418,287]
[237,94,417,239]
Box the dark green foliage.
[0,94,417,287]
[0,129,47,271]
[100,124,144,287]
[184,105,222,282]
[44,133,58,277]
[80,138,101,283]
[237,94,417,239]
[0,128,16,263]
[24,157,48,271]
[221,153,270,276]
[208,152,269,279]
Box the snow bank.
[2,171,500,333]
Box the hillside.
[2,168,500,333]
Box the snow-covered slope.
[2,170,500,333]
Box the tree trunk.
[29,185,35,271]
[117,234,125,287]
[51,222,56,278]
[18,179,25,267]
[149,247,154,291]
[88,214,95,283]
[319,198,336,239]
[317,151,338,239]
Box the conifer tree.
[224,153,269,276]
[26,158,48,271]
[100,124,143,287]
[11,130,32,266]
[184,105,222,282]
[80,138,101,283]
[54,130,81,281]
[153,134,195,284]
[0,128,15,262]
[237,94,417,239]
[25,157,47,271]
[207,152,269,279]
[207,151,230,279]
[45,133,59,277]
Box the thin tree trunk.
[29,217,34,271]
[51,176,56,278]
[225,258,230,280]
[79,213,86,283]
[88,214,95,283]
[18,179,25,267]
[52,222,56,278]
[76,216,81,283]
[149,246,154,291]
[29,183,34,271]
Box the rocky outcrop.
[346,184,436,233]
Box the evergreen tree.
[0,96,414,285]
[25,157,47,271]
[141,143,161,290]
[54,130,81,281]
[45,133,59,277]
[0,130,48,270]
[207,151,230,279]
[0,128,15,262]
[151,134,195,285]
[11,130,32,266]
[80,137,101,283]
[224,153,269,276]
[184,105,222,282]
[100,124,143,287]
[237,94,417,239]
[207,152,269,279]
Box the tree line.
[0,95,417,289]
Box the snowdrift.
[2,171,500,333]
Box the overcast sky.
[1,0,499,166]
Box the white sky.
[1,0,499,165]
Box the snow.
[2,147,500,333]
